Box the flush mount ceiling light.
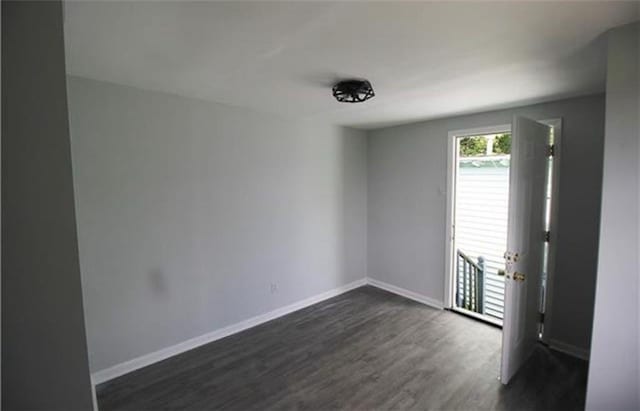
[332,79,375,103]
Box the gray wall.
[368,94,605,353]
[67,77,367,373]
[587,22,639,411]
[1,2,94,409]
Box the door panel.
[500,116,550,384]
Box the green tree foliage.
[494,134,511,154]
[459,136,487,157]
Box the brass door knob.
[513,272,526,282]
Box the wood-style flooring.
[97,286,588,410]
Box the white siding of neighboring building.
[455,158,509,320]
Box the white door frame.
[538,118,562,344]
[444,119,562,336]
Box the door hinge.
[538,311,545,324]
[547,144,555,157]
[544,230,551,242]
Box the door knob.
[513,272,526,282]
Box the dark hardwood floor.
[97,286,588,410]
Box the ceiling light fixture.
[332,79,375,103]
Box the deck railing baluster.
[455,250,485,315]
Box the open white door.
[500,116,551,384]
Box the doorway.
[444,120,561,335]
[448,127,511,326]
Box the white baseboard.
[548,339,590,361]
[90,376,99,411]
[91,278,367,385]
[366,278,444,310]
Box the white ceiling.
[63,1,639,129]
